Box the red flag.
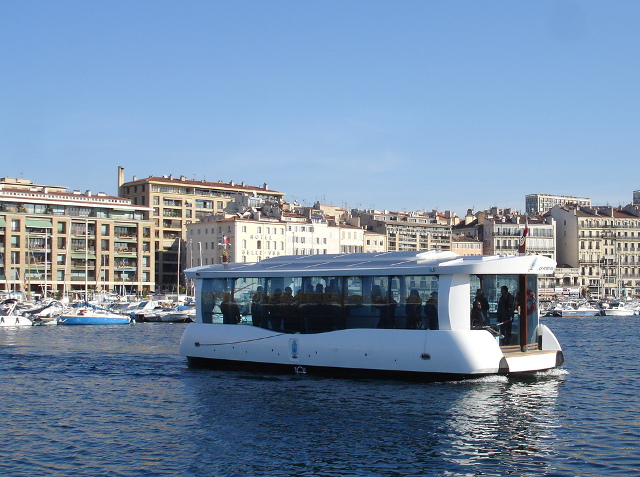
[518,218,529,254]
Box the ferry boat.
[179,251,564,381]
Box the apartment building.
[548,204,640,298]
[117,167,285,290]
[354,209,456,252]
[479,213,556,259]
[0,177,154,298]
[525,194,591,215]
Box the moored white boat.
[558,302,600,317]
[0,315,33,327]
[0,299,33,327]
[180,251,564,381]
[602,301,635,316]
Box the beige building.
[451,235,483,256]
[363,230,386,253]
[338,224,364,254]
[548,204,640,298]
[0,177,155,299]
[353,209,456,253]
[117,167,285,290]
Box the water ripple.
[1,318,639,476]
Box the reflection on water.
[445,373,565,474]
[183,368,568,476]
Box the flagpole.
[518,214,529,351]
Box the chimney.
[117,166,125,195]
[263,183,269,190]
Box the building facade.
[0,177,155,299]
[363,230,386,253]
[480,213,556,260]
[188,216,288,266]
[353,210,455,253]
[451,235,483,256]
[118,167,285,291]
[548,204,640,299]
[525,194,591,215]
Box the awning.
[26,219,53,228]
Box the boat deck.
[500,344,564,372]
[500,344,550,355]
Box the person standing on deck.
[497,285,515,345]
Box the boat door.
[516,274,539,351]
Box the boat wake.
[534,367,569,378]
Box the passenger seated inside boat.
[372,285,397,329]
[220,292,241,324]
[470,300,487,329]
[424,292,438,330]
[405,289,422,329]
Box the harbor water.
[1,317,639,476]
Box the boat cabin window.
[198,274,439,332]
[470,274,540,345]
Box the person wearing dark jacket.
[497,285,514,345]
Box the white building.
[525,194,591,215]
[187,217,287,265]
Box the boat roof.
[186,251,556,279]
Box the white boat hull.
[180,323,563,379]
[0,315,33,327]
[602,308,634,316]
[561,309,599,317]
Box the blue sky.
[1,1,639,216]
